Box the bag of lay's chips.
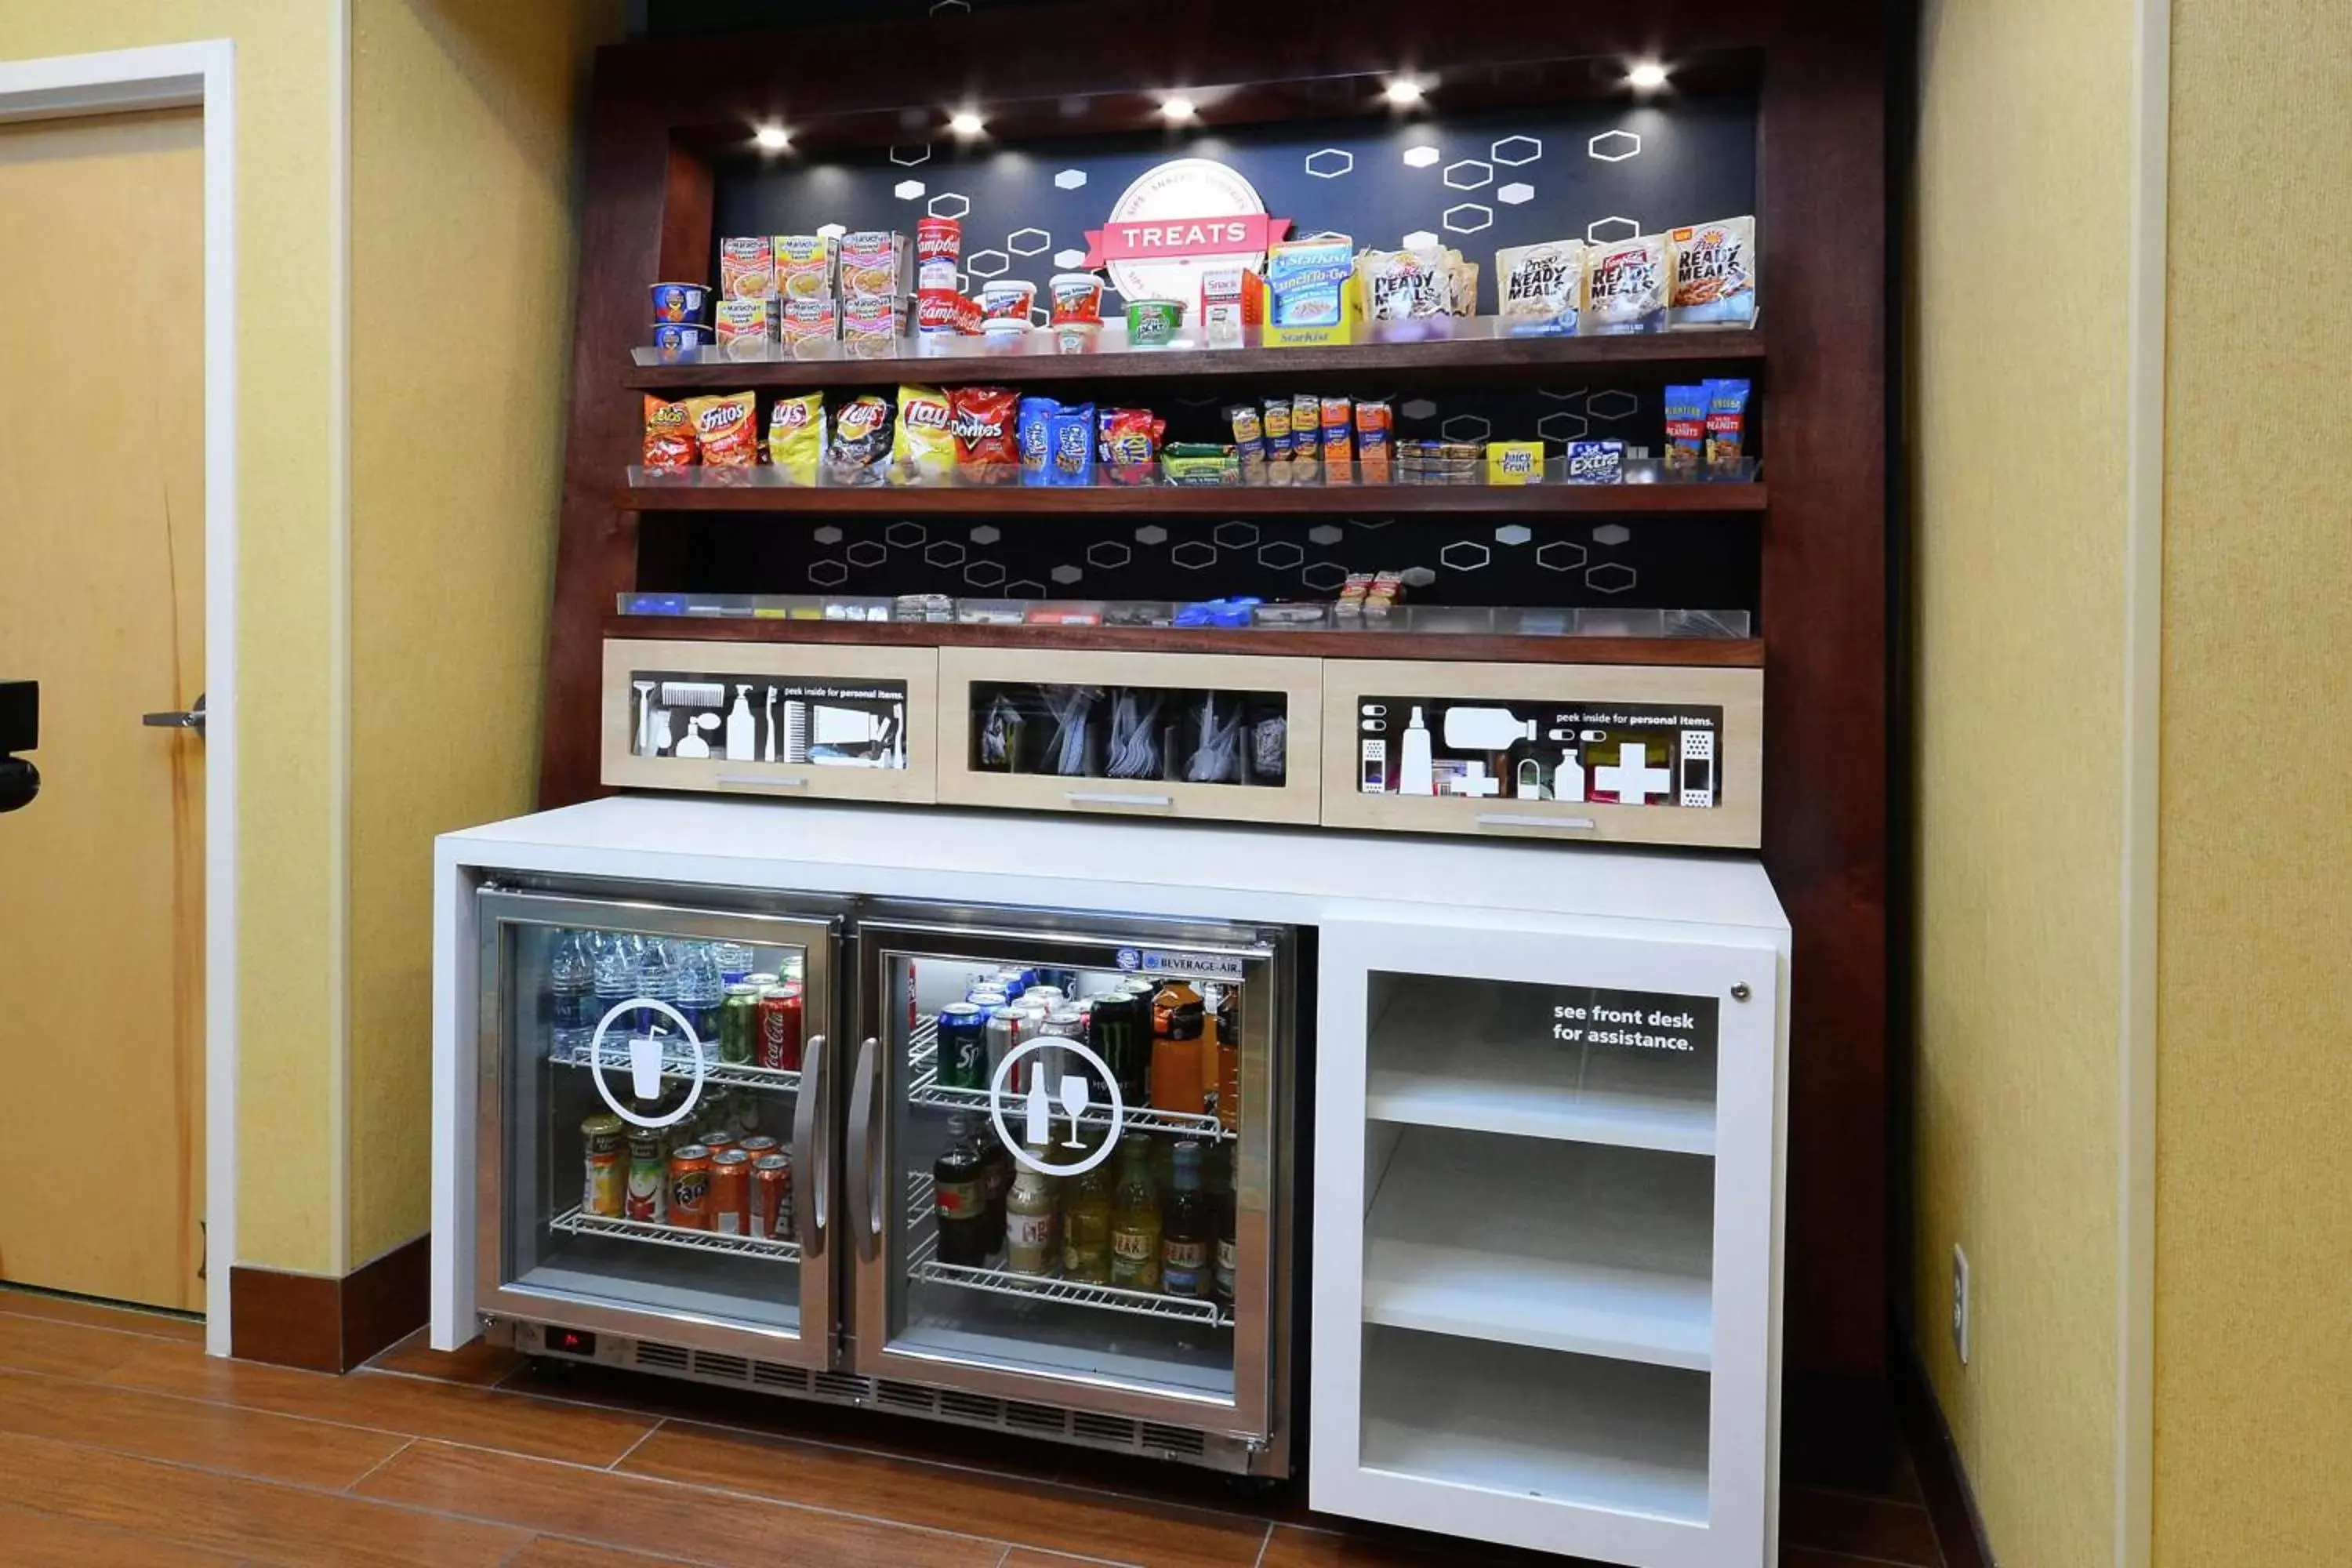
[684,390,758,466]
[643,396,695,470]
[892,385,954,485]
[767,392,825,485]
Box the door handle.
[1062,790,1174,810]
[792,1033,829,1257]
[141,693,206,739]
[844,1036,884,1264]
[1474,811,1597,833]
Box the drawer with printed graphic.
[935,646,1323,826]
[602,637,939,804]
[1318,661,1762,848]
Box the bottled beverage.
[1214,1143,1237,1305]
[932,1116,992,1267]
[591,932,637,1047]
[1214,1007,1240,1134]
[1161,1140,1210,1298]
[936,1003,989,1091]
[674,942,724,1050]
[633,938,676,1039]
[548,931,596,1054]
[1062,1164,1112,1283]
[1151,980,1206,1115]
[713,941,757,985]
[978,1123,1012,1254]
[1108,1134,1162,1293]
[1004,1140,1059,1277]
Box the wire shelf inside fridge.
[550,1205,801,1264]
[902,1172,1232,1329]
[905,1019,1233,1144]
[549,1037,801,1096]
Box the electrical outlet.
[1951,1243,1971,1366]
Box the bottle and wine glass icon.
[1021,1069,1094,1150]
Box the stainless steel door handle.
[844,1036,884,1264]
[1062,790,1174,809]
[141,692,206,739]
[792,1033,829,1256]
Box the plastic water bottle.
[713,942,756,985]
[548,931,595,1054]
[674,942,724,1050]
[633,938,677,1042]
[591,932,636,1054]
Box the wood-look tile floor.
[0,1286,1953,1568]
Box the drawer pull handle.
[716,772,808,789]
[1475,812,1597,832]
[1064,791,1174,809]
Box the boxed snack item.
[1565,439,1625,484]
[713,296,778,360]
[1668,216,1757,327]
[1291,394,1321,464]
[1320,397,1355,482]
[1198,265,1267,347]
[837,231,909,302]
[685,391,759,466]
[719,235,775,299]
[1487,440,1545,485]
[1495,239,1585,336]
[1161,443,1240,486]
[892,385,956,485]
[1266,235,1356,328]
[766,393,825,485]
[773,234,835,300]
[643,397,695,470]
[1356,401,1393,483]
[1584,233,1669,334]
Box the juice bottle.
[1150,979,1206,1115]
[1062,1165,1112,1283]
[1160,1141,1210,1298]
[1004,1138,1059,1277]
[1108,1134,1162,1292]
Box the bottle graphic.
[1398,706,1434,796]
[548,931,595,1054]
[1004,1139,1059,1277]
[725,684,756,760]
[1161,1141,1211,1298]
[1109,1134,1162,1292]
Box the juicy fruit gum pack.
[1668,216,1756,326]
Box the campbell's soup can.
[667,1145,713,1229]
[915,289,963,336]
[915,215,961,264]
[752,1152,793,1240]
[757,985,804,1071]
[710,1149,752,1236]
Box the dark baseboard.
[230,1233,429,1374]
[1893,1341,1996,1568]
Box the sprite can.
[720,982,760,1065]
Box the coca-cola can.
[756,984,804,1071]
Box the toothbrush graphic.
[633,680,655,755]
[764,686,778,761]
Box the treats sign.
[1084,158,1290,304]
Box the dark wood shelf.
[622,477,1767,517]
[606,615,1765,668]
[623,327,1768,392]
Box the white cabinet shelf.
[1363,1129,1713,1371]
[1365,975,1716,1155]
[1362,1329,1711,1526]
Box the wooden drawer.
[1317,660,1762,848]
[935,646,1323,825]
[601,637,938,803]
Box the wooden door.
[0,109,205,1310]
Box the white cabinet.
[1311,914,1787,1567]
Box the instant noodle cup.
[1048,272,1104,325]
[838,232,908,302]
[649,282,708,323]
[780,296,840,358]
[915,216,962,265]
[652,321,711,358]
[713,297,777,361]
[978,279,1036,322]
[772,234,834,300]
[718,237,775,301]
[1123,298,1183,347]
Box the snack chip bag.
[951,386,1021,478]
[1496,240,1585,336]
[1668,216,1756,327]
[1017,395,1057,485]
[827,394,895,485]
[1047,402,1097,486]
[643,396,695,470]
[1584,234,1668,334]
[719,236,775,301]
[1098,407,1164,484]
[892,385,955,485]
[684,391,758,466]
[1703,378,1751,474]
[766,393,825,485]
[1663,385,1708,477]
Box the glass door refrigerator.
[473,878,1298,1477]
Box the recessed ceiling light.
[1628,60,1670,91]
[752,122,790,151]
[948,110,985,138]
[1383,78,1425,107]
[1160,96,1197,122]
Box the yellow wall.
[347,0,618,1267]
[1907,2,2133,1563]
[2154,2,2352,1561]
[2,3,344,1273]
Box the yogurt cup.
[648,281,708,323]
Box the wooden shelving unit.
[621,474,1767,517]
[624,327,1768,393]
[604,614,1766,670]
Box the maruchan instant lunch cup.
[649,281,709,323]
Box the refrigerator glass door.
[476,887,842,1365]
[848,913,1285,1439]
